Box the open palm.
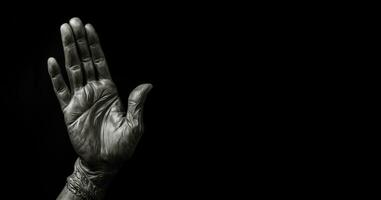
[47,18,152,172]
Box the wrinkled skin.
[47,17,152,174]
[63,79,150,171]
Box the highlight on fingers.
[49,17,115,94]
[69,17,96,82]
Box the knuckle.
[76,39,87,45]
[82,57,92,62]
[70,65,81,70]
[94,58,105,64]
[89,42,98,48]
[64,42,76,50]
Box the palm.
[64,80,129,168]
[48,18,152,171]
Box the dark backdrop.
[1,3,325,199]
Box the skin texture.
[50,18,152,199]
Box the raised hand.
[48,17,152,183]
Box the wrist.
[66,158,117,200]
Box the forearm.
[56,178,106,200]
[57,187,83,200]
[57,184,106,200]
[57,158,114,200]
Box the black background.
[1,3,331,199]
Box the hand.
[47,18,152,177]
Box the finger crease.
[64,43,76,50]
[82,57,92,62]
[70,65,81,70]
[94,58,105,64]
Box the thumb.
[127,83,153,126]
